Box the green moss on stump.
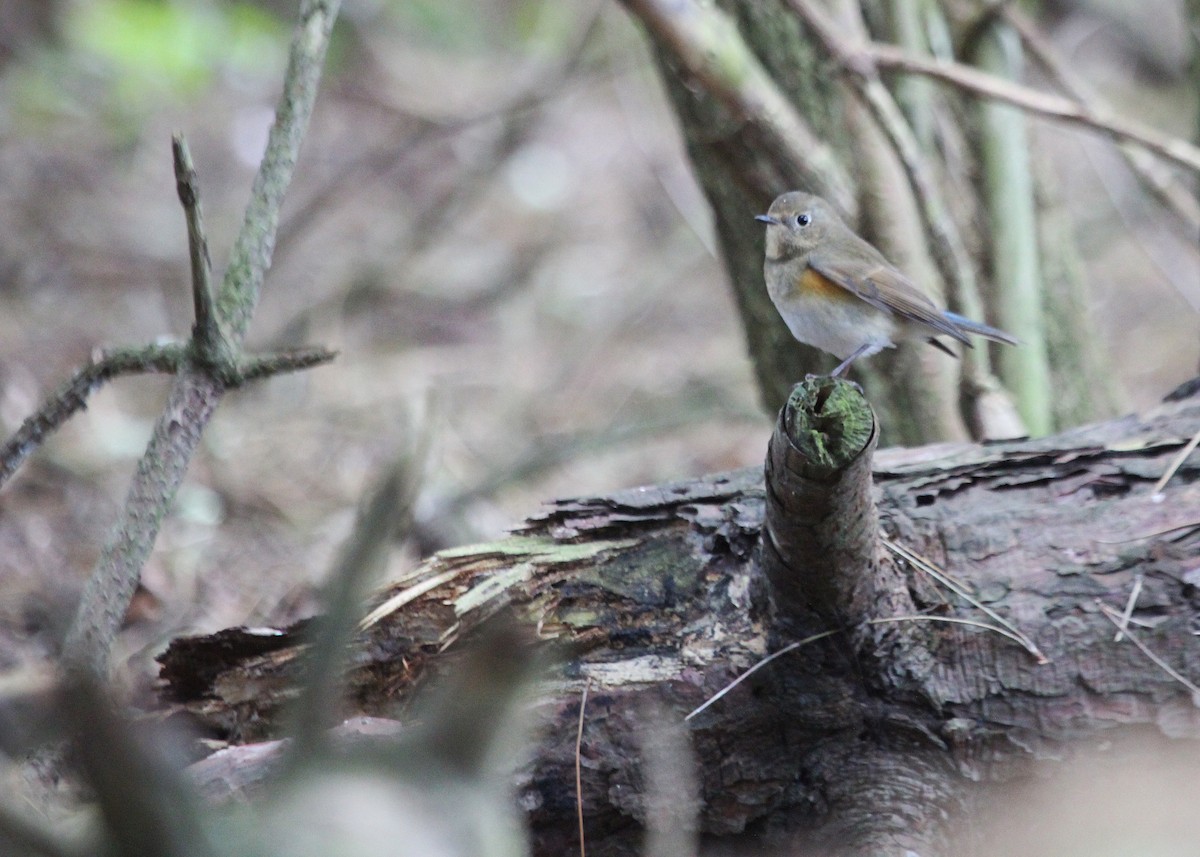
[786,377,875,469]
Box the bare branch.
[218,0,342,340]
[1000,5,1200,234]
[233,347,338,384]
[61,0,343,677]
[0,344,186,490]
[171,133,226,363]
[62,372,225,677]
[865,41,1200,176]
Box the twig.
[171,134,221,357]
[684,632,838,721]
[218,0,343,341]
[1000,5,1200,234]
[1112,574,1143,643]
[1098,601,1200,697]
[61,0,343,677]
[882,537,1047,663]
[1151,426,1200,497]
[0,344,186,490]
[865,41,1200,176]
[232,347,338,384]
[576,676,592,857]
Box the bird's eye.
[795,213,811,227]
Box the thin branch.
[0,344,332,494]
[217,0,343,340]
[866,41,1200,176]
[1001,5,1200,234]
[0,344,186,490]
[61,0,343,677]
[171,134,220,354]
[231,346,338,385]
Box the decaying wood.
[159,387,1200,855]
[762,378,883,627]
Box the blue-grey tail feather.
[943,311,1019,345]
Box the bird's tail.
[943,311,1019,346]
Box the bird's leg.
[831,344,874,378]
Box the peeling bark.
[159,390,1200,856]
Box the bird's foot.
[802,373,864,395]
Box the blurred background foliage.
[0,0,1195,690]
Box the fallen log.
[159,379,1200,855]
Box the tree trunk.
[159,384,1200,856]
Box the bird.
[755,191,1016,377]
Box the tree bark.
[628,0,851,414]
[159,384,1200,856]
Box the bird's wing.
[807,254,970,345]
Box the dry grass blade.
[576,677,592,857]
[1151,426,1200,496]
[684,632,838,721]
[686,606,1050,726]
[286,459,419,767]
[883,537,1047,662]
[867,615,1048,661]
[1113,574,1143,643]
[1098,601,1200,697]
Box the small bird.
[756,191,1016,377]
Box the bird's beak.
[755,214,779,225]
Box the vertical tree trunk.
[637,0,849,415]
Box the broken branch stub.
[761,377,882,628]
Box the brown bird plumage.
[757,191,1016,376]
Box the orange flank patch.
[798,267,853,301]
